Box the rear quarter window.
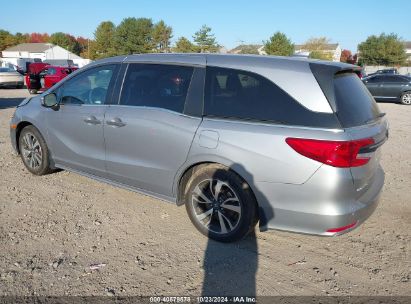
[334,73,381,128]
[204,66,340,128]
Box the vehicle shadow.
[201,164,274,297]
[202,231,259,297]
[0,97,25,109]
[375,100,399,105]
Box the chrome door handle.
[84,116,101,125]
[106,117,126,127]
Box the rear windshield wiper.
[365,112,386,124]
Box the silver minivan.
[10,54,387,242]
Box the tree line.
[0,30,90,58]
[262,32,407,65]
[91,19,219,59]
[1,18,408,66]
[0,19,219,60]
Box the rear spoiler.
[309,62,361,112]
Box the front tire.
[400,92,411,105]
[18,125,52,175]
[184,164,258,243]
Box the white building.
[294,43,342,62]
[1,43,91,67]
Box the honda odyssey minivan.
[10,54,387,242]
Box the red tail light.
[285,137,374,168]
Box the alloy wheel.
[402,93,411,105]
[191,179,242,234]
[21,132,43,169]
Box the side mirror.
[42,93,58,108]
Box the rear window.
[334,73,381,128]
[204,66,340,128]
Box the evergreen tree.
[264,32,294,56]
[192,25,219,53]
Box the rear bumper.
[256,165,384,236]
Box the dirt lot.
[0,89,409,297]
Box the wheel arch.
[175,160,266,227]
[15,121,34,154]
[15,121,54,169]
[176,161,215,206]
[176,159,258,204]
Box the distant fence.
[364,66,411,75]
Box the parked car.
[363,74,411,105]
[368,68,398,76]
[0,67,24,88]
[25,62,49,94]
[39,66,77,89]
[10,54,388,242]
[25,62,77,94]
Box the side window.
[379,76,390,82]
[47,68,56,75]
[386,76,407,83]
[60,65,116,105]
[120,64,194,113]
[204,66,338,127]
[367,76,383,83]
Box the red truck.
[26,62,78,94]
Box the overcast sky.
[2,0,410,52]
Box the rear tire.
[400,92,411,105]
[18,125,53,175]
[184,164,258,243]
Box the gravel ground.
[0,89,409,297]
